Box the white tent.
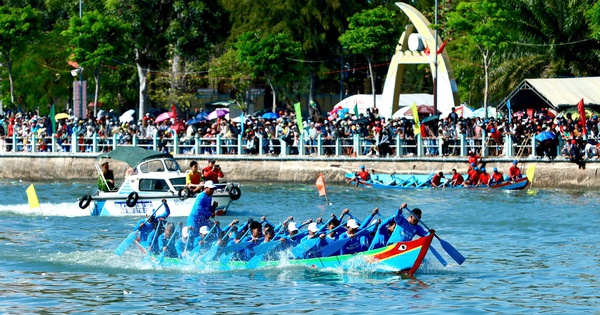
[333,93,433,117]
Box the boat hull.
[156,234,434,275]
[346,173,529,190]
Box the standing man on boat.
[202,159,224,183]
[187,180,218,239]
[98,162,115,192]
[186,161,203,194]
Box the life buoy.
[126,192,139,207]
[79,195,92,209]
[229,186,241,201]
[178,187,191,200]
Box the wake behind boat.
[78,147,242,216]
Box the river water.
[0,179,598,314]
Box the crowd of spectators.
[1,106,599,163]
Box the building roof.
[498,77,600,112]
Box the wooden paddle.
[405,208,465,265]
[114,202,165,256]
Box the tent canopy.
[498,77,600,112]
[333,93,433,117]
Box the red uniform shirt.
[451,173,464,185]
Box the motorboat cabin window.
[139,160,165,173]
[170,177,186,191]
[139,179,170,192]
[164,159,181,172]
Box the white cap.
[308,222,319,233]
[182,226,190,238]
[346,219,359,229]
[199,226,210,235]
[204,180,216,189]
[288,222,298,232]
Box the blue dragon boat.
[345,173,529,190]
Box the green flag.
[49,104,56,135]
[294,102,303,131]
[353,103,359,117]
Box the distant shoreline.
[0,153,597,189]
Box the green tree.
[0,5,42,106]
[446,0,515,116]
[209,48,253,113]
[236,32,304,112]
[588,1,600,40]
[491,0,600,99]
[62,10,131,117]
[339,6,400,108]
[106,0,174,119]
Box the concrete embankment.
[0,153,598,189]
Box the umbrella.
[261,112,280,119]
[207,108,229,120]
[535,131,557,142]
[155,112,175,123]
[186,117,203,125]
[119,109,135,123]
[421,115,440,124]
[196,111,209,121]
[169,121,186,132]
[54,113,70,121]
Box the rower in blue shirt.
[387,204,432,245]
[158,222,179,258]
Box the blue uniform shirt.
[187,192,213,232]
[387,209,428,244]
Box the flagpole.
[433,0,438,115]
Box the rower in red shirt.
[449,168,464,187]
[508,160,522,181]
[431,171,445,188]
[477,168,491,186]
[490,167,504,185]
[463,166,480,187]
[356,165,371,181]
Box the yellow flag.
[26,184,40,209]
[411,102,421,135]
[526,164,536,182]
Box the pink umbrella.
[155,112,174,123]
[207,108,229,120]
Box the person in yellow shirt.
[186,161,203,193]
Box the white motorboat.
[78,147,241,216]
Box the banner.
[294,102,303,131]
[577,98,586,135]
[526,164,536,182]
[49,104,56,134]
[411,102,421,135]
[316,174,327,197]
[26,184,40,209]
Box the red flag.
[68,54,79,68]
[577,98,587,135]
[436,40,447,54]
[423,43,430,56]
[171,104,177,122]
[316,174,327,197]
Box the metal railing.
[0,131,564,159]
